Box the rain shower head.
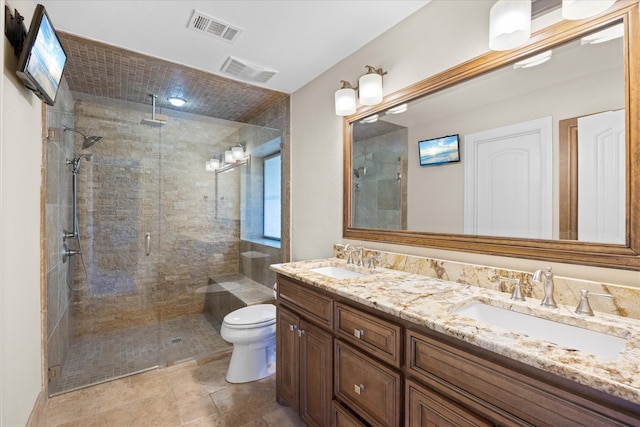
[64,126,103,149]
[141,94,167,127]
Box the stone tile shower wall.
[71,100,262,336]
[45,79,76,377]
[352,128,408,230]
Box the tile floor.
[41,352,305,427]
[51,313,231,395]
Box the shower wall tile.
[44,77,76,391]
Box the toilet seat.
[222,304,276,329]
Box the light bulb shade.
[205,158,220,171]
[232,145,244,160]
[489,0,532,51]
[224,150,234,163]
[562,0,616,20]
[358,72,383,106]
[335,87,357,116]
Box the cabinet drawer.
[406,379,493,427]
[331,400,367,427]
[406,329,637,426]
[335,302,402,368]
[335,340,401,427]
[277,275,333,328]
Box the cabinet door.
[300,318,333,427]
[277,307,300,411]
[406,379,493,427]
[335,340,401,427]
[332,400,367,427]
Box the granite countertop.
[271,258,640,406]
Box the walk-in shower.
[47,96,285,395]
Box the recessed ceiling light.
[168,97,186,107]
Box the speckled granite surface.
[271,257,640,406]
[333,244,640,320]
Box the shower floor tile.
[51,312,231,395]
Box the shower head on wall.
[64,126,103,149]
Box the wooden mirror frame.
[343,1,640,270]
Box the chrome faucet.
[533,267,557,308]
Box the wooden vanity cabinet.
[276,273,640,427]
[406,328,640,426]
[276,276,333,427]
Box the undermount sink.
[310,266,365,280]
[454,303,627,359]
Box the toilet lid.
[223,304,276,327]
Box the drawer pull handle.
[354,329,365,339]
[289,324,297,332]
[354,384,365,395]
[297,329,305,337]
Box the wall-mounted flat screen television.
[418,134,460,166]
[16,4,67,106]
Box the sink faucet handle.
[575,289,613,316]
[367,254,380,269]
[499,276,525,301]
[343,244,354,264]
[355,245,364,267]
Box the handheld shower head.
[68,154,93,174]
[64,126,103,149]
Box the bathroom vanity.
[272,259,640,427]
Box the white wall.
[1,1,45,425]
[290,0,640,286]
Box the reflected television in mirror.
[418,134,460,166]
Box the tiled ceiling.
[59,32,289,123]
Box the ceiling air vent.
[221,56,278,84]
[187,10,243,43]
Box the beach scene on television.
[419,134,460,166]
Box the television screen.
[418,134,460,166]
[16,4,66,106]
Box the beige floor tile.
[262,406,306,427]
[209,376,280,427]
[177,394,218,424]
[42,355,303,427]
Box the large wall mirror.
[343,1,640,270]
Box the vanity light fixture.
[359,114,379,124]
[513,50,553,68]
[231,143,245,160]
[224,149,234,163]
[387,103,408,114]
[358,66,387,106]
[335,65,387,116]
[205,158,220,171]
[562,0,616,20]
[168,97,186,107]
[335,81,358,116]
[489,0,532,51]
[581,23,624,44]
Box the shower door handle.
[144,232,151,256]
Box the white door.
[464,117,552,239]
[577,109,625,244]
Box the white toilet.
[220,303,277,383]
